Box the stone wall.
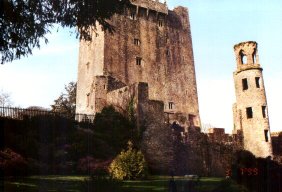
[171,126,243,176]
[272,132,282,164]
[76,24,105,115]
[95,76,249,176]
[106,81,173,173]
[106,84,134,114]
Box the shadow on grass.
[121,177,224,192]
[122,180,167,192]
[2,175,227,192]
[3,176,86,192]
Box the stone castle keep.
[76,0,201,129]
[76,0,280,171]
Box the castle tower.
[233,41,272,158]
[76,0,201,128]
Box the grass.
[121,176,223,192]
[2,175,88,192]
[1,175,243,192]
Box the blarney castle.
[76,0,282,175]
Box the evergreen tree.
[51,82,76,118]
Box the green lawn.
[121,176,223,192]
[2,175,88,192]
[1,175,244,192]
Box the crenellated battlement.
[130,0,168,14]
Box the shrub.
[77,156,111,175]
[109,141,148,180]
[0,148,28,176]
[93,106,134,158]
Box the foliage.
[2,114,76,175]
[1,105,135,175]
[51,82,76,118]
[93,106,135,157]
[109,141,148,180]
[1,0,130,64]
[0,90,12,106]
[127,96,135,123]
[77,156,111,175]
[1,0,53,64]
[0,148,28,176]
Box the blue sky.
[0,0,281,133]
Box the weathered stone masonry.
[75,0,282,175]
[76,0,201,129]
[232,41,273,158]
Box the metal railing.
[0,106,95,123]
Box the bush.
[109,141,148,180]
[0,148,28,176]
[93,106,134,158]
[77,156,111,175]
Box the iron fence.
[0,106,95,123]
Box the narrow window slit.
[246,107,253,119]
[134,38,141,46]
[136,57,142,65]
[169,102,173,109]
[255,77,260,88]
[262,106,267,118]
[264,130,269,142]
[86,93,90,107]
[158,20,163,27]
[242,78,248,90]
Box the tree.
[109,141,148,180]
[92,106,134,158]
[51,82,76,117]
[0,90,12,107]
[1,0,130,64]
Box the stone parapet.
[233,41,257,51]
[130,0,168,14]
[234,64,262,74]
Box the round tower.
[233,41,272,158]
